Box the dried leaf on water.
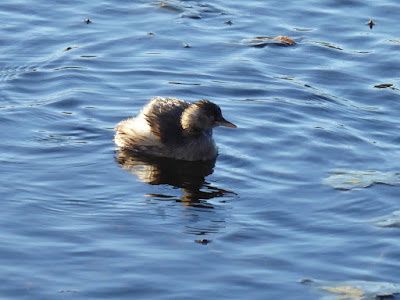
[323,286,364,300]
[323,170,400,190]
[275,35,296,45]
[301,278,400,299]
[240,35,296,47]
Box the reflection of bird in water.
[115,149,215,186]
[115,149,235,207]
[114,97,236,161]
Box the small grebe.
[114,97,236,161]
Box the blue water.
[2,0,400,299]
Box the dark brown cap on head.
[194,100,237,129]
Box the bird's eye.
[210,116,215,121]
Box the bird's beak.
[216,118,237,128]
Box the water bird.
[114,97,236,161]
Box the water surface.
[1,0,400,299]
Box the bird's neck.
[183,127,203,136]
[181,106,203,133]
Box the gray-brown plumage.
[114,97,236,161]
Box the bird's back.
[143,97,190,145]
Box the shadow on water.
[115,149,235,209]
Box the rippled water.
[2,0,400,299]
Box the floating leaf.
[240,35,296,47]
[301,278,400,299]
[323,170,400,190]
[275,35,296,45]
[323,285,364,300]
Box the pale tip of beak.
[217,119,237,128]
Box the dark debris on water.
[374,83,393,89]
[367,19,375,29]
[194,239,212,245]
